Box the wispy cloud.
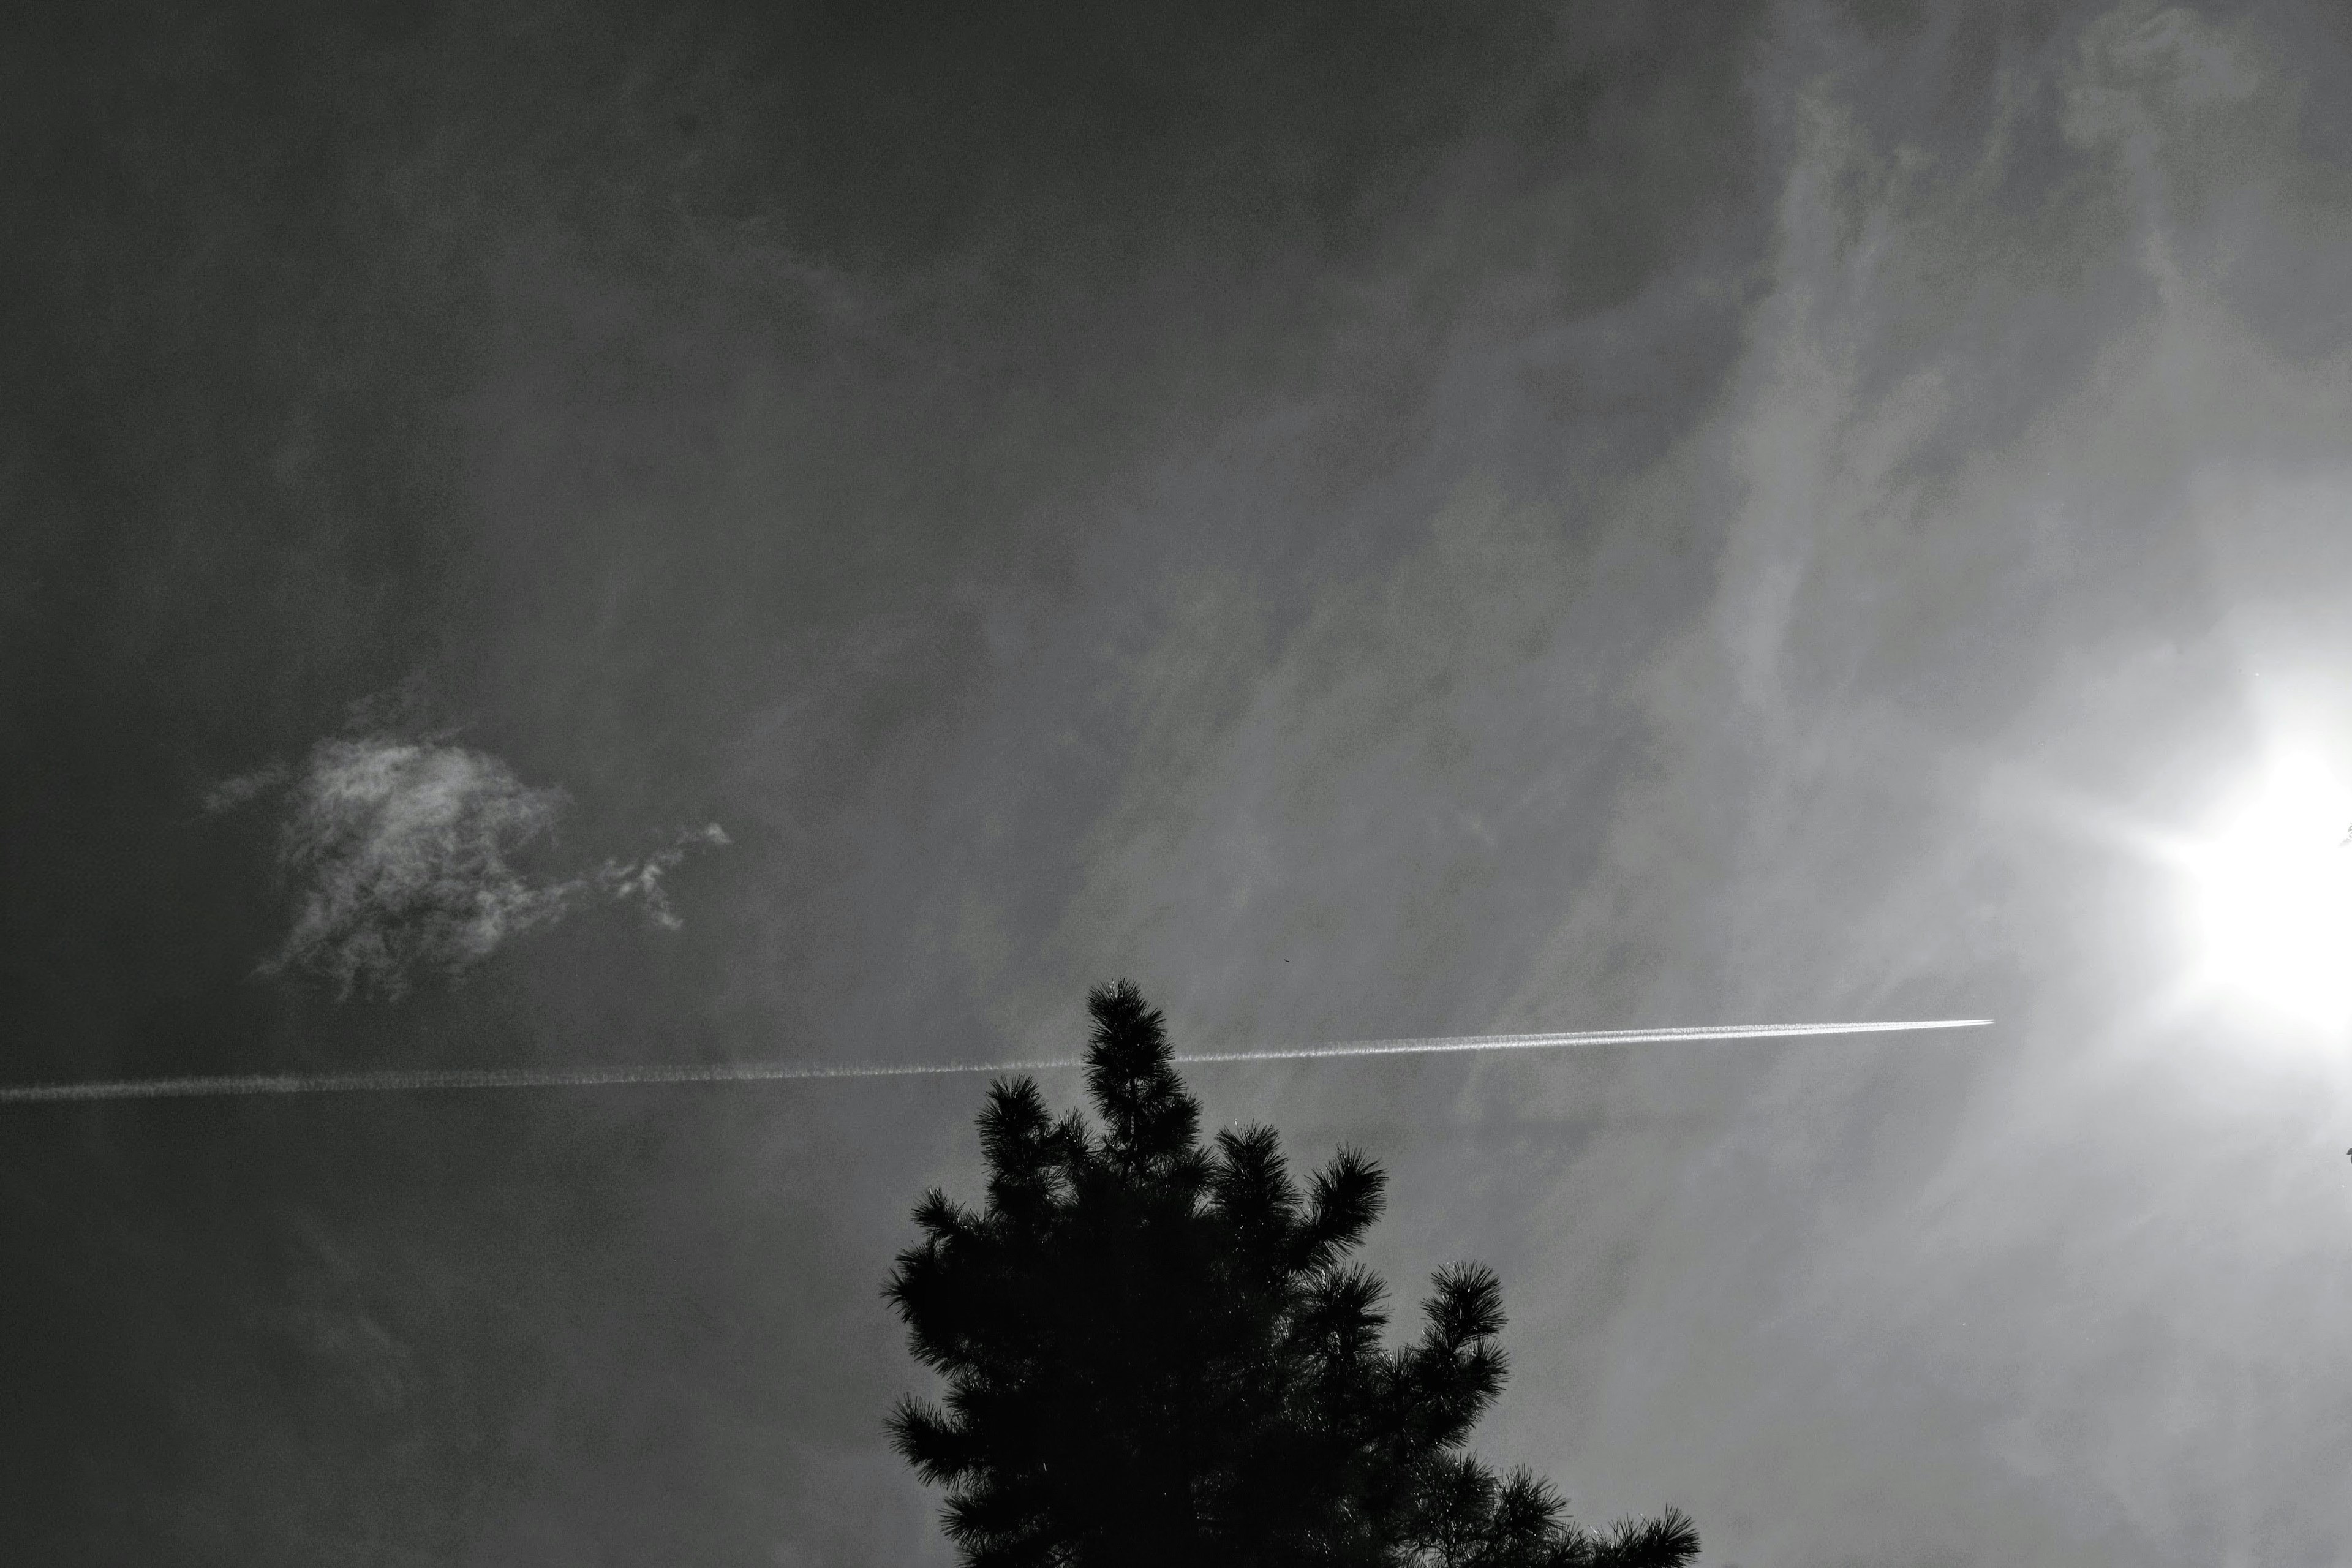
[216,734,725,998]
[199,763,290,814]
[261,737,573,998]
[595,822,733,932]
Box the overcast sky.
[7,3,2352,1564]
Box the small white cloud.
[594,823,733,932]
[262,736,577,998]
[233,730,729,998]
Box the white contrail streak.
[0,1019,1991,1104]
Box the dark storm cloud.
[10,3,2352,1567]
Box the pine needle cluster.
[886,981,1700,1568]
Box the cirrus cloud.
[211,735,725,998]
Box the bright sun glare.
[2188,756,2352,1027]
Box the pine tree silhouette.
[887,981,1700,1568]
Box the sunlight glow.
[2188,756,2352,1027]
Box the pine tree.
[886,981,1700,1568]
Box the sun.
[2185,755,2352,1027]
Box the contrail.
[0,1019,1990,1104]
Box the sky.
[6,2,2352,1564]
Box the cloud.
[255,735,725,998]
[199,763,290,814]
[261,736,575,998]
[594,823,733,933]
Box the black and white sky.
[7,3,2352,1564]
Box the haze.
[6,4,2352,1565]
